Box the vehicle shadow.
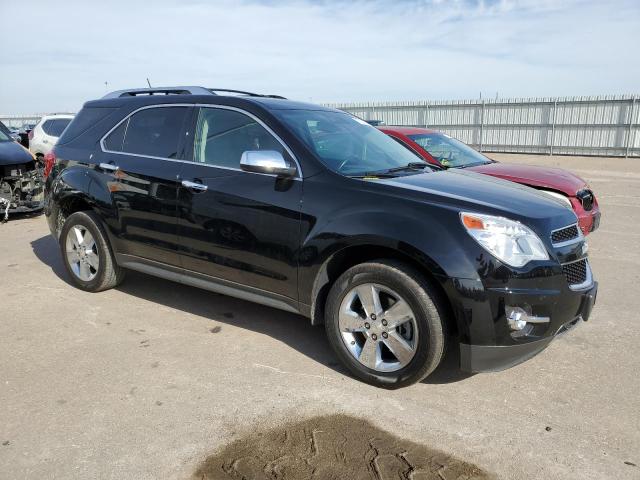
[30,233,73,286]
[31,233,473,386]
[3,209,44,223]
[422,339,475,384]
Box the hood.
[466,162,588,196]
[379,169,578,234]
[0,141,34,166]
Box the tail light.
[28,129,34,141]
[43,151,56,178]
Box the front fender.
[299,206,480,298]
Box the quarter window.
[192,108,287,169]
[103,121,127,151]
[107,107,189,159]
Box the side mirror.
[240,150,296,178]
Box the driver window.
[192,108,285,168]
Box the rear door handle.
[99,162,120,172]
[181,180,208,192]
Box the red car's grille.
[577,189,594,211]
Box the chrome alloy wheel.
[338,283,419,372]
[65,225,99,282]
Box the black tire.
[325,259,446,388]
[59,210,125,292]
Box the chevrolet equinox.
[44,86,597,388]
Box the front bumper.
[441,252,597,373]
[458,281,597,372]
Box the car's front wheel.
[325,260,446,388]
[59,211,125,292]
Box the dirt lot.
[1,154,639,480]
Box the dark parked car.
[44,86,597,388]
[380,127,600,235]
[0,128,44,221]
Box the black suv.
[44,86,597,388]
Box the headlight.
[538,190,573,209]
[460,212,549,267]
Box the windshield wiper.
[454,161,491,169]
[385,162,431,173]
[349,172,399,178]
[349,162,434,179]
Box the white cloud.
[0,0,638,114]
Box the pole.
[479,100,485,152]
[550,100,557,156]
[626,96,636,158]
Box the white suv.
[29,114,74,157]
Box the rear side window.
[115,106,189,159]
[192,107,285,168]
[41,118,72,137]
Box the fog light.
[506,306,551,331]
[507,307,528,330]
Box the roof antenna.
[146,78,152,88]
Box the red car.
[380,127,600,235]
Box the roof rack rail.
[102,86,214,99]
[102,86,287,100]
[206,88,286,99]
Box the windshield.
[408,133,491,168]
[0,129,10,142]
[276,110,429,176]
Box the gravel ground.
[0,154,639,479]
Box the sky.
[1,0,639,114]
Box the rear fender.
[46,165,118,244]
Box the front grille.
[577,189,594,211]
[562,259,588,286]
[551,224,579,244]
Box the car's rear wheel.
[325,260,446,388]
[59,211,125,292]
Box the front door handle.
[99,162,120,172]
[182,180,208,192]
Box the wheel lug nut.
[364,322,370,329]
[382,320,387,326]
[370,313,376,320]
[371,334,377,341]
[351,341,355,345]
[382,332,388,339]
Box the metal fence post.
[550,100,557,156]
[626,96,636,158]
[479,100,485,152]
